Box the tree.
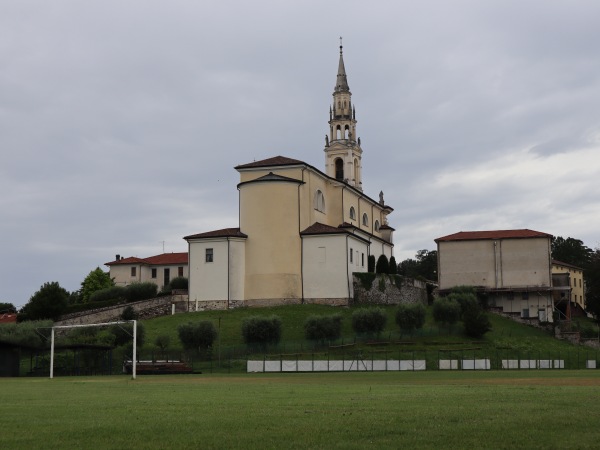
[586,249,600,322]
[398,250,437,281]
[395,303,426,336]
[551,236,592,269]
[0,302,17,313]
[388,256,398,275]
[19,282,69,321]
[368,255,376,273]
[121,305,138,321]
[351,308,387,337]
[80,267,114,303]
[375,254,389,274]
[304,314,342,344]
[432,298,461,331]
[178,321,217,355]
[241,315,282,349]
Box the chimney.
[116,254,120,261]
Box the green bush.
[89,286,126,303]
[177,321,218,354]
[169,277,188,290]
[304,314,342,343]
[124,282,158,302]
[432,298,461,329]
[375,255,389,274]
[395,303,426,335]
[462,298,492,338]
[355,272,376,291]
[368,255,376,273]
[351,307,387,337]
[120,305,138,321]
[388,256,398,275]
[241,315,282,349]
[110,322,145,348]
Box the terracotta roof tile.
[235,156,305,170]
[0,313,17,324]
[105,253,188,266]
[301,222,344,235]
[552,259,583,270]
[184,228,248,240]
[435,229,552,242]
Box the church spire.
[324,39,363,191]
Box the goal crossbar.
[49,320,137,379]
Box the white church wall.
[188,239,229,303]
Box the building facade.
[435,229,555,322]
[552,260,586,318]
[184,45,394,309]
[105,253,188,292]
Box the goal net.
[49,320,138,379]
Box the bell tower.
[324,39,363,191]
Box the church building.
[184,45,395,309]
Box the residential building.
[435,229,555,322]
[552,260,586,318]
[105,253,188,292]
[184,45,394,309]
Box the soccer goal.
[49,320,138,379]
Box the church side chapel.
[184,44,395,309]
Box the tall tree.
[551,236,592,269]
[585,249,600,322]
[80,267,114,303]
[20,282,69,321]
[398,249,438,281]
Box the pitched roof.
[300,222,345,235]
[237,172,304,188]
[235,156,304,170]
[184,228,248,240]
[105,253,188,266]
[552,259,583,271]
[0,313,17,324]
[435,229,553,243]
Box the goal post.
[49,320,137,379]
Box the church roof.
[435,229,552,243]
[335,45,350,92]
[237,172,304,188]
[301,222,371,244]
[235,156,304,169]
[184,228,248,240]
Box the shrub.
[461,297,491,338]
[375,255,389,274]
[304,314,342,343]
[89,286,126,303]
[388,256,398,275]
[395,303,426,335]
[355,272,376,291]
[241,315,282,349]
[124,282,157,302]
[368,255,376,273]
[177,321,218,354]
[351,308,387,337]
[155,334,171,352]
[110,322,145,348]
[120,305,137,321]
[432,298,461,329]
[169,277,188,290]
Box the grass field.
[2,371,600,449]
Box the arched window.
[349,206,356,220]
[314,190,325,212]
[362,213,368,226]
[336,125,341,139]
[374,220,380,232]
[335,158,344,181]
[344,125,349,139]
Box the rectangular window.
[349,248,353,263]
[164,268,170,286]
[205,248,214,263]
[151,268,157,279]
[361,253,365,267]
[522,292,529,300]
[579,279,582,288]
[178,266,184,277]
[131,267,136,277]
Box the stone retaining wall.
[351,274,427,306]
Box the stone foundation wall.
[352,274,427,306]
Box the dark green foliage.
[89,286,126,303]
[241,315,282,348]
[375,254,389,274]
[395,303,426,335]
[398,249,438,281]
[585,249,600,321]
[178,321,218,353]
[304,314,342,343]
[355,272,376,290]
[351,307,387,337]
[110,322,145,348]
[120,305,137,321]
[432,298,461,328]
[388,256,397,274]
[552,236,592,269]
[368,255,376,273]
[461,297,492,338]
[0,302,17,313]
[19,282,69,321]
[155,334,171,351]
[378,276,386,292]
[124,282,158,302]
[81,267,114,303]
[0,320,53,348]
[169,277,188,290]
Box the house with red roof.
[183,45,395,309]
[435,229,555,322]
[105,252,188,292]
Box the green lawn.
[2,371,600,449]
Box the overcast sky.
[2,1,599,307]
